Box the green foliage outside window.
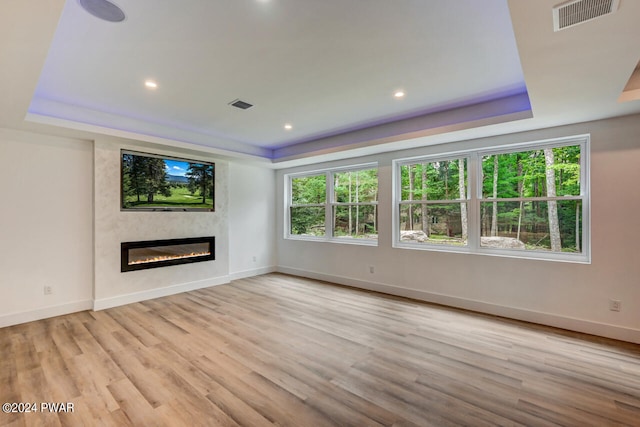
[333,169,378,238]
[480,145,582,252]
[291,174,326,205]
[289,168,378,240]
[399,159,468,245]
[398,144,584,253]
[290,174,326,236]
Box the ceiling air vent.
[553,0,620,31]
[229,99,253,110]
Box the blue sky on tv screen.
[164,159,190,177]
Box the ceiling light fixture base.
[79,0,126,22]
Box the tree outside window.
[480,145,583,253]
[289,174,326,237]
[333,168,378,239]
[398,158,468,246]
[287,166,378,243]
[395,137,589,262]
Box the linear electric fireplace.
[121,236,215,272]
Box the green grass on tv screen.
[123,186,213,209]
[121,151,214,211]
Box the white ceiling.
[2,0,640,167]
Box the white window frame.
[285,163,379,246]
[393,135,590,263]
[394,153,472,253]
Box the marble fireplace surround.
[93,138,229,310]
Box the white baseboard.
[2,271,271,327]
[277,266,640,345]
[93,276,230,311]
[228,266,276,281]
[0,300,93,328]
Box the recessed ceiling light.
[145,80,158,89]
[394,90,405,98]
[284,124,293,130]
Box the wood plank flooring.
[1,273,640,426]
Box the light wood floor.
[1,273,640,426]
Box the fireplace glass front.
[121,237,215,272]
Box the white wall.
[276,114,640,344]
[228,161,277,279]
[0,127,277,325]
[93,138,230,309]
[3,113,638,343]
[0,128,93,326]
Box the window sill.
[286,235,378,247]
[394,241,590,264]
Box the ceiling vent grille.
[553,0,620,31]
[229,99,253,110]
[553,0,619,31]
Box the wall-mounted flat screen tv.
[121,150,214,212]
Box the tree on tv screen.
[122,154,171,204]
[186,163,213,204]
[122,153,214,209]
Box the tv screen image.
[121,150,214,211]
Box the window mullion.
[477,196,583,203]
[291,203,326,208]
[334,202,379,206]
[326,172,333,239]
[467,153,480,250]
[399,199,467,205]
[580,140,590,259]
[286,175,292,238]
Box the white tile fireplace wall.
[93,138,229,310]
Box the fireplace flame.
[128,251,211,265]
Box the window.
[287,165,378,243]
[398,157,469,246]
[394,136,589,262]
[290,174,326,237]
[479,145,585,254]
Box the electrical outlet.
[369,266,375,274]
[44,286,53,295]
[609,299,621,312]
[252,256,257,262]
